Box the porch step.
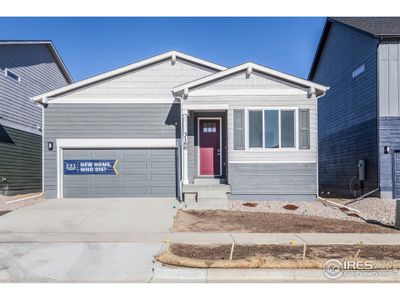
[194,178,227,185]
[182,183,230,210]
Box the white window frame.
[4,68,21,82]
[245,107,299,151]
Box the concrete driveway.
[0,197,180,282]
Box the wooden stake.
[229,243,235,261]
[302,243,307,260]
[354,248,361,259]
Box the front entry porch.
[181,108,230,209]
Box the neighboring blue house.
[0,41,72,196]
[309,17,400,199]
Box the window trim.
[245,107,299,151]
[4,68,21,82]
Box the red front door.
[199,119,221,176]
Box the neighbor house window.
[248,109,296,149]
[5,69,21,82]
[352,64,365,78]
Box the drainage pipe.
[317,196,360,213]
[344,188,380,206]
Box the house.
[0,41,72,196]
[309,17,400,200]
[32,51,327,203]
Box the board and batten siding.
[311,22,379,198]
[378,40,400,117]
[183,71,318,198]
[377,40,400,199]
[43,103,180,198]
[0,44,69,132]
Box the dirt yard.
[172,210,399,233]
[169,243,400,261]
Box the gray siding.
[379,117,400,199]
[44,103,180,197]
[378,40,400,117]
[311,22,379,198]
[0,44,70,133]
[0,125,42,195]
[228,163,317,200]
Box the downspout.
[315,88,329,199]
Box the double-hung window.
[248,108,296,149]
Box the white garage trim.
[56,138,179,198]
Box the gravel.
[230,197,397,226]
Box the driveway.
[0,197,179,282]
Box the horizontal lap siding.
[186,94,317,163]
[311,22,379,198]
[0,126,42,195]
[229,163,317,195]
[0,44,69,131]
[44,103,180,197]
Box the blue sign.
[64,160,118,175]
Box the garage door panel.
[63,148,176,198]
[64,187,91,198]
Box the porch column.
[182,111,189,184]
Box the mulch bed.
[170,243,400,261]
[0,211,11,217]
[173,210,399,233]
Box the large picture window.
[248,109,296,149]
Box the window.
[202,122,217,133]
[248,109,296,149]
[352,64,365,78]
[5,69,21,82]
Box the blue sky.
[0,17,326,81]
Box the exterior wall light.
[384,145,390,154]
[48,142,54,151]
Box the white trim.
[4,68,21,82]
[33,50,226,103]
[189,89,308,97]
[182,113,189,184]
[47,97,178,104]
[197,117,222,177]
[173,62,328,95]
[182,104,229,111]
[245,107,298,151]
[0,118,42,136]
[56,138,178,198]
[229,161,316,164]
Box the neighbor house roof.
[0,40,73,84]
[308,17,400,79]
[32,50,227,103]
[173,62,328,97]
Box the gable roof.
[308,17,400,79]
[331,17,400,37]
[0,40,73,84]
[173,62,328,97]
[32,50,226,103]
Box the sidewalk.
[1,232,399,244]
[168,232,400,245]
